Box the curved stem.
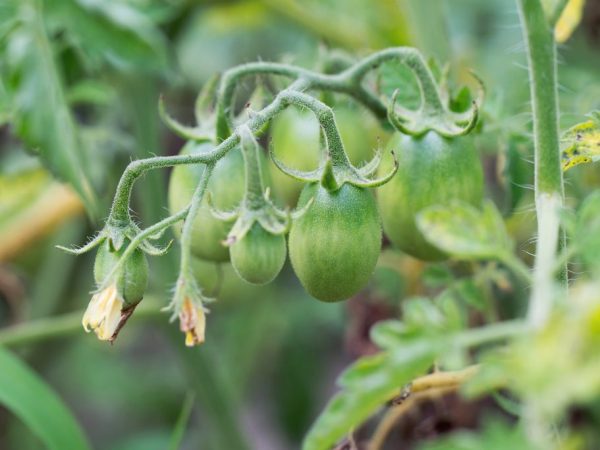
[110,47,453,227]
[280,90,350,167]
[342,47,444,112]
[215,62,309,140]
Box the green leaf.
[302,341,435,450]
[168,392,195,450]
[3,2,98,215]
[0,347,92,450]
[46,0,169,73]
[376,60,421,110]
[416,200,512,260]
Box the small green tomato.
[289,183,381,302]
[230,223,286,285]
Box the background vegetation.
[1,0,599,449]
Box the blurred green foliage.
[0,0,599,449]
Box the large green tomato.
[289,183,381,302]
[377,131,484,261]
[168,142,245,262]
[268,107,385,206]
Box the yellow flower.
[179,297,206,347]
[82,283,130,342]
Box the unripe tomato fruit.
[168,142,245,262]
[94,240,148,306]
[230,223,286,285]
[268,107,385,206]
[377,131,484,261]
[289,183,381,302]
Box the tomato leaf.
[416,200,512,260]
[0,347,92,450]
[302,341,435,450]
[45,0,169,73]
[303,297,469,450]
[2,2,99,216]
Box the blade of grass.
[168,392,195,450]
[0,347,92,450]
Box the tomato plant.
[2,1,599,449]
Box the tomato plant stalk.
[517,0,565,330]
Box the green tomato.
[230,223,286,285]
[94,240,148,307]
[268,107,385,206]
[168,141,245,262]
[289,183,381,302]
[377,131,484,261]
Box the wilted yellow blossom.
[179,297,206,346]
[82,283,126,342]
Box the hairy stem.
[239,126,267,209]
[517,0,565,330]
[179,165,213,277]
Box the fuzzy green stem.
[280,90,350,167]
[179,164,213,277]
[110,48,453,226]
[239,126,267,209]
[101,208,191,289]
[214,47,446,141]
[344,47,444,112]
[517,0,565,330]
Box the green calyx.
[210,125,304,245]
[269,94,398,192]
[386,64,483,138]
[57,220,171,258]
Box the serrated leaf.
[302,340,435,450]
[0,347,92,450]
[417,200,512,260]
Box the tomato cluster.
[168,107,483,303]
